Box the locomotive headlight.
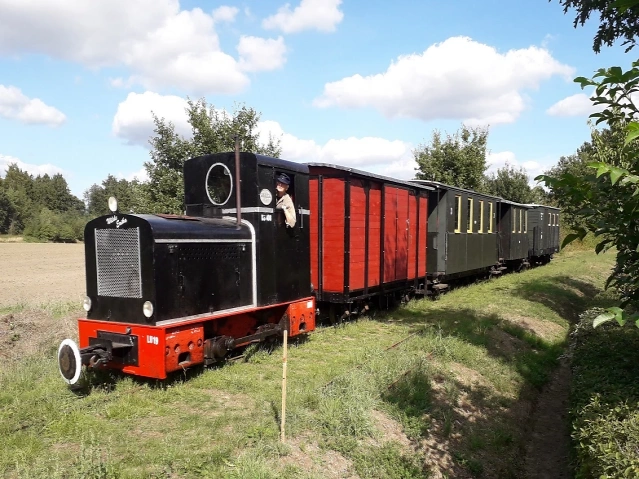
[82,296,92,312]
[143,301,154,318]
[108,196,118,213]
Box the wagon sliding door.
[383,186,409,283]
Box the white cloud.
[486,151,546,185]
[0,1,267,94]
[238,36,287,72]
[0,85,66,126]
[256,120,414,178]
[0,153,64,177]
[546,93,601,117]
[113,93,416,179]
[119,167,149,183]
[262,0,344,33]
[112,92,193,146]
[211,5,239,23]
[314,36,575,125]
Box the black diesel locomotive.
[57,152,559,385]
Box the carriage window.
[548,213,551,226]
[519,208,524,233]
[488,202,493,233]
[467,198,473,233]
[479,200,484,233]
[454,195,461,233]
[525,211,528,233]
[512,208,516,233]
[556,214,559,227]
[205,163,233,205]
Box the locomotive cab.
[184,152,312,305]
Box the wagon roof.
[307,163,435,191]
[499,199,533,208]
[523,203,561,210]
[409,179,501,199]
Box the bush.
[573,396,639,479]
[23,208,86,243]
[570,308,639,478]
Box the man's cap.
[276,173,291,185]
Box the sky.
[0,0,632,200]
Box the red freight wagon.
[308,164,433,320]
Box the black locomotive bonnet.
[276,173,291,185]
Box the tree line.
[0,97,598,243]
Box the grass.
[0,235,23,243]
[0,249,616,478]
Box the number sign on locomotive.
[57,152,560,385]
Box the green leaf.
[561,233,581,249]
[593,312,616,328]
[609,167,625,185]
[612,0,639,13]
[587,161,607,169]
[609,66,623,79]
[595,239,612,254]
[597,166,609,178]
[574,76,595,88]
[625,122,639,146]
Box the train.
[57,151,560,385]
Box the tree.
[484,164,535,203]
[555,0,639,52]
[413,125,488,191]
[143,99,282,214]
[0,187,16,233]
[85,175,141,216]
[544,138,599,229]
[1,163,85,238]
[537,62,639,316]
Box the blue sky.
[0,0,631,199]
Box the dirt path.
[523,357,572,479]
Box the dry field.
[0,243,85,307]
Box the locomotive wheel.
[58,339,82,385]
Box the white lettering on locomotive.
[106,215,128,228]
[261,214,272,222]
[146,335,159,345]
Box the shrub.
[23,208,86,243]
[570,308,639,478]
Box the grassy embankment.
[0,249,615,478]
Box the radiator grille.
[95,228,142,298]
